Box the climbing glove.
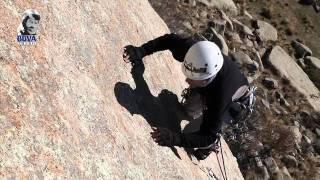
[123,45,146,65]
[151,127,181,147]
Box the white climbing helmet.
[182,41,224,80]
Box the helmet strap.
[200,75,216,87]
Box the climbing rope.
[215,139,228,180]
[199,165,219,180]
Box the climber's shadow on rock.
[114,62,189,159]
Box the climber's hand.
[123,45,146,65]
[151,127,181,147]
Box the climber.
[123,33,254,160]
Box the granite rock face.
[305,56,320,69]
[253,20,278,42]
[0,0,243,179]
[266,46,320,112]
[197,0,238,14]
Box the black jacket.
[141,33,249,148]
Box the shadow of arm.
[131,62,153,96]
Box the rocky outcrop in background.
[0,0,244,179]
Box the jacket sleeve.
[177,106,226,148]
[141,33,195,62]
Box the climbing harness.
[181,86,256,180]
[238,85,257,117]
[181,87,193,105]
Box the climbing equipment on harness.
[181,87,206,119]
[229,85,257,125]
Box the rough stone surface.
[291,40,313,58]
[254,20,278,42]
[255,157,263,168]
[297,58,307,68]
[243,10,253,19]
[314,139,320,154]
[316,128,320,137]
[303,135,312,145]
[267,46,320,112]
[197,0,238,15]
[183,21,194,31]
[290,126,303,145]
[207,28,229,56]
[246,166,270,180]
[231,51,253,66]
[225,32,243,44]
[264,157,280,175]
[230,51,259,73]
[304,56,320,69]
[275,91,290,107]
[186,0,197,6]
[232,19,254,37]
[254,50,264,70]
[280,166,293,180]
[209,19,227,35]
[0,0,244,179]
[218,10,233,31]
[261,99,270,109]
[314,2,320,12]
[281,155,298,168]
[263,78,279,89]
